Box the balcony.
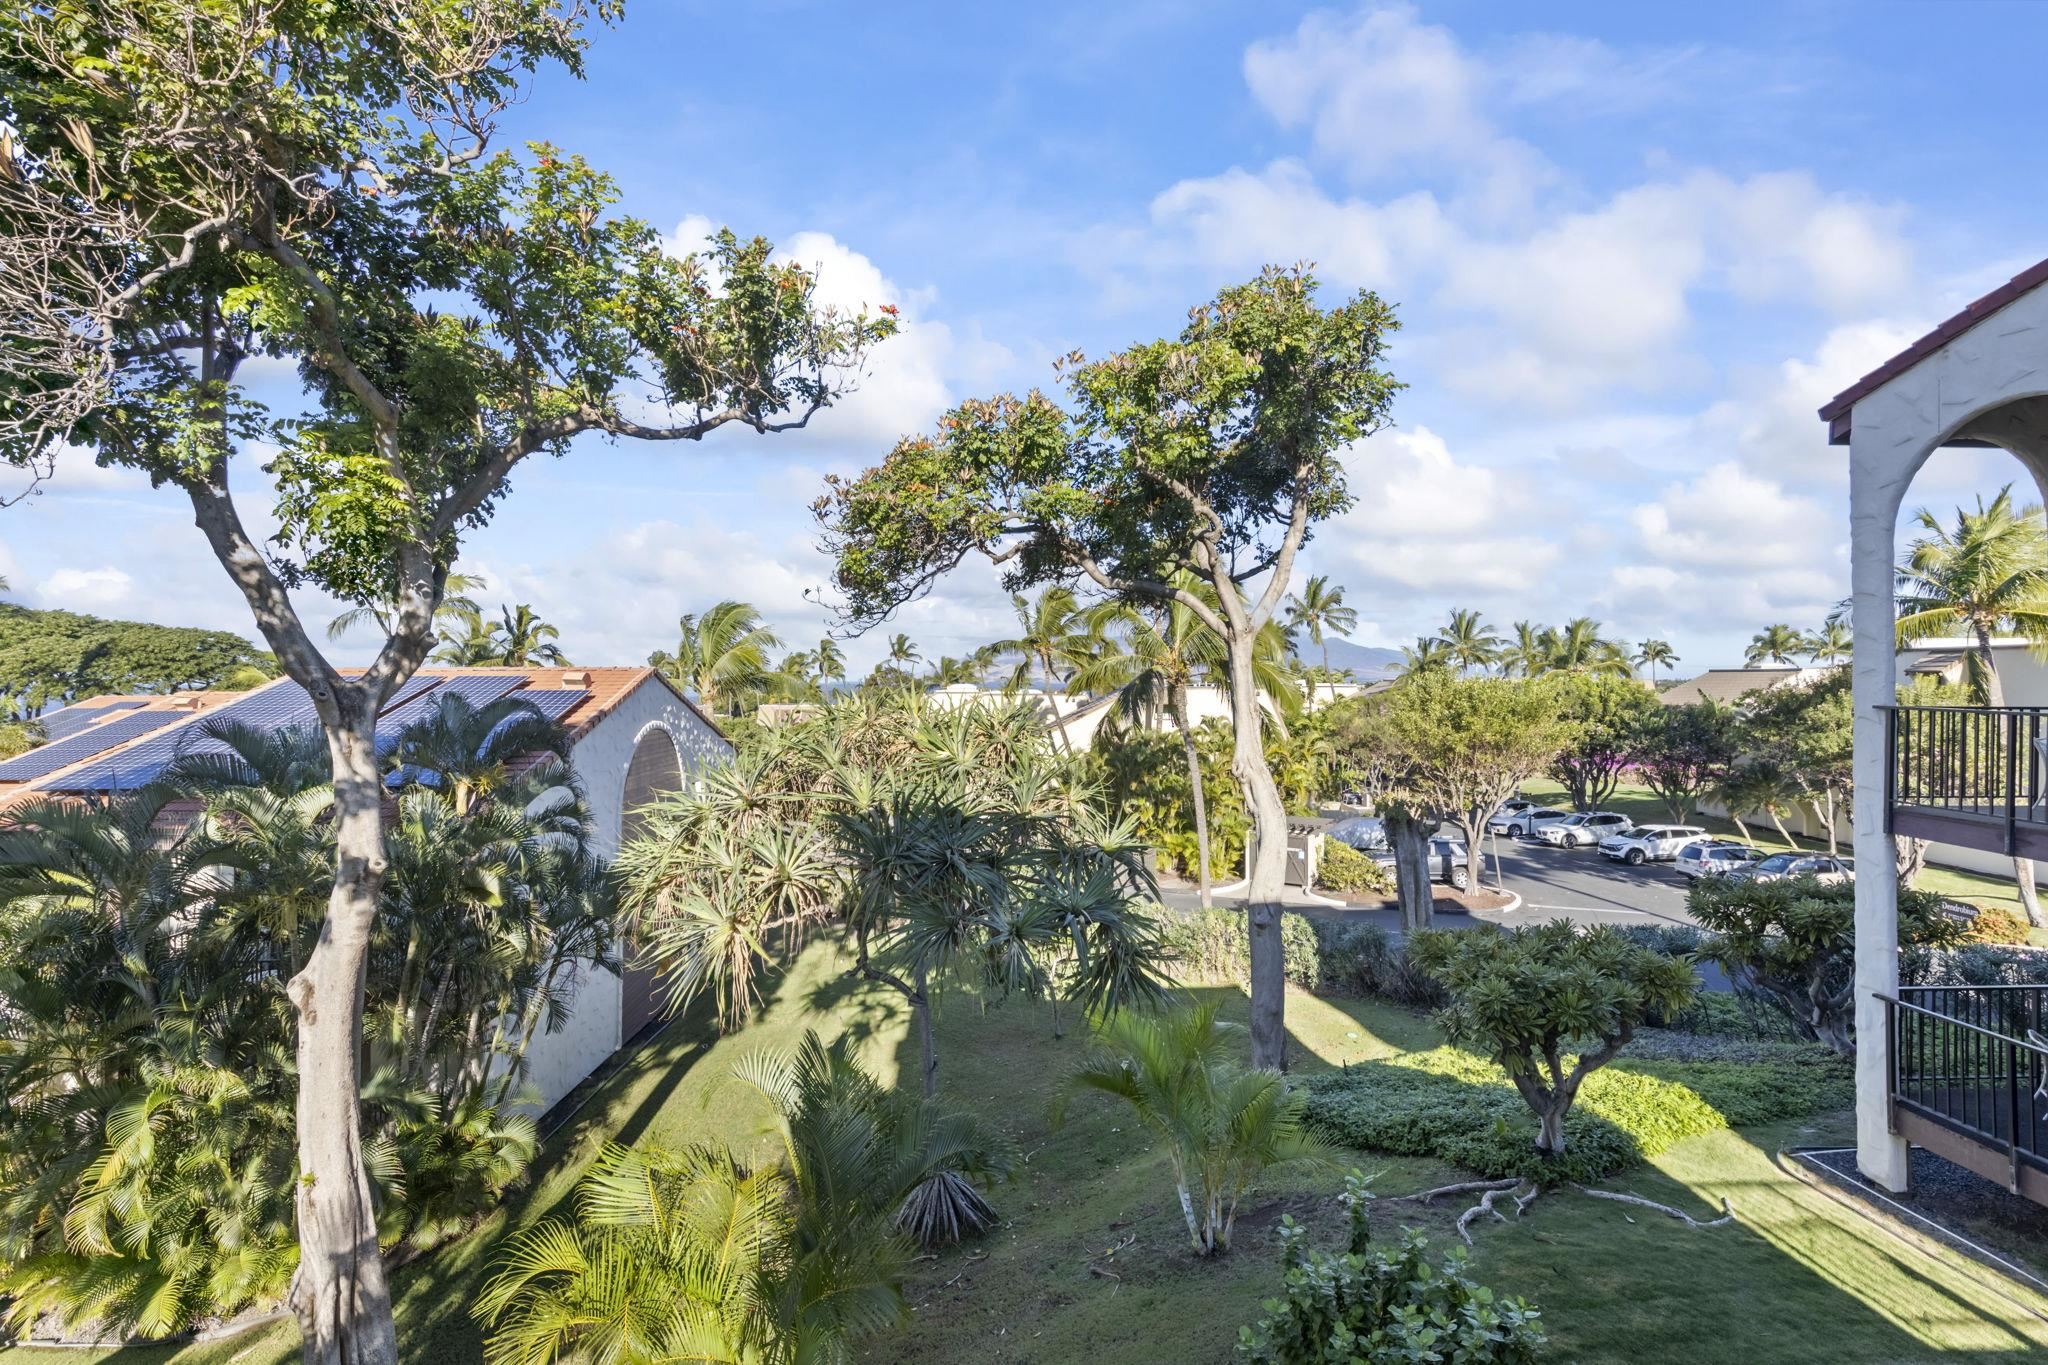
[1885,704,2048,859]
[1883,985,2048,1205]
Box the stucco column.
[1849,430,1913,1193]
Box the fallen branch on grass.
[1385,1178,1521,1205]
[1574,1185,1735,1229]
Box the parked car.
[1676,840,1766,880]
[1324,815,1389,853]
[1599,824,1708,866]
[1495,806,1568,837]
[1537,811,1634,848]
[1359,835,1472,891]
[1724,852,1855,886]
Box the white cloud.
[1630,462,1836,574]
[39,566,135,611]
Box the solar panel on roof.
[375,674,526,749]
[39,699,148,742]
[0,710,184,783]
[378,674,444,712]
[505,688,584,723]
[67,681,321,790]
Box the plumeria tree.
[818,268,1402,1070]
[0,6,890,1360]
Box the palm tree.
[813,637,847,689]
[1745,623,1805,667]
[1435,607,1500,675]
[1283,575,1358,692]
[1538,617,1632,676]
[1053,1003,1329,1257]
[1496,620,1546,677]
[988,588,1116,751]
[327,571,487,642]
[649,600,783,716]
[1803,619,1852,666]
[387,691,571,815]
[1396,634,1453,678]
[1896,485,2048,925]
[488,604,569,666]
[432,607,505,665]
[1634,638,1678,684]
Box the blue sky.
[9,0,2048,676]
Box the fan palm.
[1634,638,1678,684]
[1437,607,1500,674]
[1053,1002,1329,1257]
[1282,575,1357,688]
[1896,485,2048,924]
[1745,623,1805,667]
[650,601,783,716]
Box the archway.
[618,725,684,1041]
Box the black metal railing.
[1886,985,2048,1188]
[1886,705,2048,849]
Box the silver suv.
[1600,824,1707,866]
[1537,811,1633,848]
[1676,841,1765,880]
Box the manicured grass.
[18,945,2048,1365]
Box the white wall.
[514,677,733,1113]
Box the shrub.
[1408,921,1697,1159]
[1314,922,1449,1009]
[1660,988,1801,1040]
[1160,907,1322,991]
[1316,839,1393,896]
[1904,941,2048,987]
[1616,923,1708,957]
[1965,905,2032,945]
[1303,1032,1850,1185]
[1689,875,1964,1056]
[1236,1174,1544,1364]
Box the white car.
[1486,799,1538,833]
[1599,824,1708,866]
[1538,812,1634,848]
[1498,806,1569,837]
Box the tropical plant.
[1437,608,1501,674]
[1054,1002,1330,1256]
[1533,618,1632,677]
[476,1033,1000,1365]
[1636,701,1740,823]
[650,600,784,717]
[1895,485,2048,923]
[1408,921,1698,1158]
[1689,875,1966,1055]
[1804,620,1852,666]
[1634,638,1678,684]
[328,572,487,643]
[1236,1174,1545,1364]
[818,267,1402,1074]
[1283,576,1358,686]
[1396,634,1453,679]
[434,608,508,666]
[490,604,570,667]
[1745,623,1805,667]
[813,637,847,688]
[1496,621,1547,678]
[989,587,1115,749]
[887,633,921,670]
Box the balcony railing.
[1884,985,2048,1204]
[1886,704,2048,856]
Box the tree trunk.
[1175,698,1212,910]
[1226,631,1289,1072]
[1768,807,1795,850]
[914,964,938,1098]
[1894,835,1929,887]
[1386,803,1437,932]
[1730,813,1752,843]
[288,710,399,1365]
[1536,1103,1567,1156]
[1461,818,1485,890]
[1042,656,1072,754]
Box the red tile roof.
[1819,256,2048,444]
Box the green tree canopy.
[0,604,275,714]
[1546,673,1658,812]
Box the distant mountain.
[1311,638,1405,680]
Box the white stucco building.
[1824,257,2048,1205]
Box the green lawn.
[18,944,2048,1365]
[1518,778,2048,939]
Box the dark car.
[1724,852,1854,886]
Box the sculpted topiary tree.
[817,268,1401,1070]
[0,6,888,1361]
[1408,921,1697,1159]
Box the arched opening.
[618,726,684,1041]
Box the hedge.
[1302,1033,1852,1185]
[1158,907,1323,991]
